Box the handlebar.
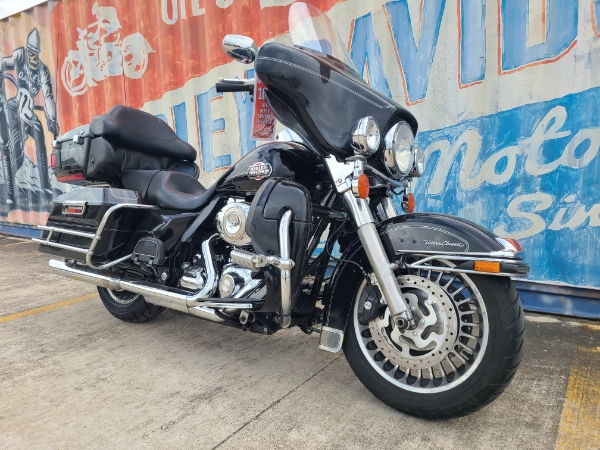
[215,77,255,93]
[216,83,253,93]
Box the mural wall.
[0,0,598,290]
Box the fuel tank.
[217,141,324,195]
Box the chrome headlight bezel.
[408,146,425,178]
[383,121,415,179]
[351,116,381,156]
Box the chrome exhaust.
[48,256,261,324]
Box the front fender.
[319,213,528,352]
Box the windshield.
[288,2,358,73]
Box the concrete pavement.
[0,235,599,449]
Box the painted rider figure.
[2,28,59,203]
[0,52,13,209]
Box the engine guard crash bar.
[33,203,158,270]
[229,209,295,328]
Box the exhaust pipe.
[48,259,261,324]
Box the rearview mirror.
[222,35,258,64]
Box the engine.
[215,202,252,247]
[179,204,262,298]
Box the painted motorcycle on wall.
[36,3,528,418]
[62,2,154,96]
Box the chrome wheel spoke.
[451,349,469,366]
[455,340,476,355]
[449,285,467,299]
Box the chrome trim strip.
[33,238,89,253]
[396,249,522,260]
[38,225,95,239]
[408,254,525,265]
[404,263,528,278]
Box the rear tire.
[97,287,165,323]
[343,271,525,418]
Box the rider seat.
[91,105,211,210]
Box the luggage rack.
[33,203,157,270]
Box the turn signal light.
[407,193,415,213]
[504,238,524,252]
[402,193,416,213]
[50,153,58,168]
[474,261,501,273]
[357,174,370,199]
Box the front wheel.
[98,287,165,323]
[343,266,525,418]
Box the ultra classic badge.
[247,161,272,180]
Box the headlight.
[383,121,414,179]
[351,116,380,155]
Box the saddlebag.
[36,188,147,263]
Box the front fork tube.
[341,191,416,329]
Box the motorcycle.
[36,2,528,418]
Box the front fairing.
[255,43,418,159]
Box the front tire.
[98,287,165,323]
[343,267,525,418]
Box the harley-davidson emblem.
[248,162,272,180]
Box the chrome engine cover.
[180,255,206,291]
[215,202,251,246]
[218,263,253,297]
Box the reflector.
[57,173,84,182]
[474,261,501,273]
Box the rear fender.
[319,213,529,353]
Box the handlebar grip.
[215,83,253,93]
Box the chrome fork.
[324,156,416,330]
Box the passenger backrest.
[87,105,199,181]
[91,105,197,161]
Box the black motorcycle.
[36,2,528,418]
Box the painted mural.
[0,9,63,225]
[0,0,598,290]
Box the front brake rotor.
[369,275,459,370]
